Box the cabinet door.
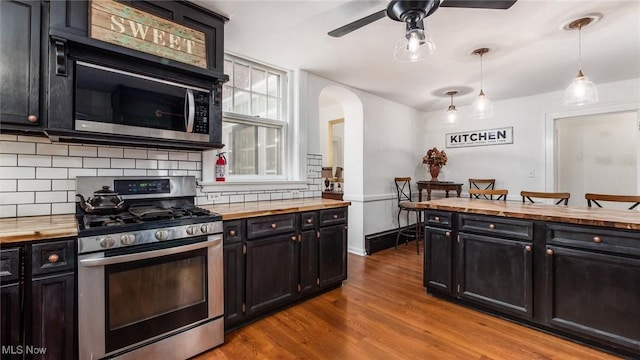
[318,224,347,288]
[245,234,298,316]
[223,241,244,330]
[299,229,318,296]
[424,227,452,293]
[457,233,533,318]
[0,0,41,126]
[544,246,640,353]
[31,272,75,360]
[1,283,22,360]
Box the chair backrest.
[394,177,413,204]
[469,189,508,201]
[585,193,640,210]
[469,178,496,199]
[521,191,570,205]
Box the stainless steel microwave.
[74,61,211,143]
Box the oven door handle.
[185,88,195,133]
[79,235,221,267]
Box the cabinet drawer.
[547,223,640,256]
[224,220,243,244]
[300,211,317,230]
[247,214,296,239]
[32,239,75,276]
[424,211,452,228]
[460,214,533,241]
[0,247,21,283]
[319,208,347,226]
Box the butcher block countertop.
[0,199,351,244]
[419,198,640,231]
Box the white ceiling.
[194,0,640,112]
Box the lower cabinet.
[424,226,453,294]
[223,206,348,331]
[0,238,76,360]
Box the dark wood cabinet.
[1,247,22,360]
[299,229,318,296]
[318,224,347,288]
[423,226,453,293]
[223,220,245,329]
[0,0,45,130]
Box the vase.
[429,165,441,181]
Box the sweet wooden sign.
[89,0,207,68]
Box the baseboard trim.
[365,226,417,255]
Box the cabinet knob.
[27,115,38,123]
[488,224,495,230]
[445,231,451,237]
[306,218,313,224]
[229,229,236,237]
[48,254,60,263]
[546,248,554,255]
[271,223,277,229]
[593,236,602,243]
[332,214,339,219]
[434,216,440,222]
[291,235,297,242]
[525,245,532,252]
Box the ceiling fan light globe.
[563,74,598,106]
[469,93,494,119]
[394,29,434,62]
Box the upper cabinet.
[0,0,45,131]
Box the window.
[222,55,287,179]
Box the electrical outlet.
[207,193,222,201]
[291,190,301,198]
[528,170,535,178]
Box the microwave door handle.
[185,89,195,133]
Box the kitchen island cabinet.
[420,198,640,357]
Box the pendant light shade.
[563,17,599,106]
[393,14,435,62]
[445,90,458,123]
[469,48,494,119]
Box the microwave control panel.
[193,92,210,134]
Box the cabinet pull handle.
[306,218,313,224]
[271,223,277,229]
[332,214,339,219]
[488,224,495,230]
[445,231,451,237]
[28,115,38,123]
[291,235,297,242]
[525,245,532,252]
[546,248,554,255]
[593,236,602,243]
[48,254,60,263]
[229,229,236,237]
[434,216,440,222]
[298,234,302,242]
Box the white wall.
[420,78,640,201]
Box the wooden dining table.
[417,181,463,201]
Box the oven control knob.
[186,226,198,236]
[120,234,136,246]
[201,224,211,234]
[99,237,115,249]
[155,230,169,241]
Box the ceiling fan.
[328,0,517,61]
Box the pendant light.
[393,11,435,62]
[563,16,599,106]
[445,90,458,122]
[469,48,494,119]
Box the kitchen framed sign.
[88,0,207,68]
[445,127,513,148]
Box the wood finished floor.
[196,243,620,360]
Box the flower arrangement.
[423,147,448,167]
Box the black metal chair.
[394,177,421,254]
[521,191,570,205]
[469,178,496,199]
[468,189,508,201]
[585,193,640,210]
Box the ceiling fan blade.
[328,9,387,37]
[439,0,517,10]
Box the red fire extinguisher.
[215,152,226,182]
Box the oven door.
[78,234,223,359]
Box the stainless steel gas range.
[75,176,223,359]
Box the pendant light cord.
[578,25,583,72]
[480,53,484,91]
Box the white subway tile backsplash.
[282,192,293,200]
[1,141,36,154]
[17,203,50,217]
[111,158,136,168]
[68,168,97,178]
[0,154,17,166]
[123,169,146,176]
[169,170,188,176]
[270,193,283,200]
[18,180,51,192]
[146,170,168,176]
[18,154,52,167]
[244,194,258,202]
[53,156,82,168]
[67,191,76,202]
[0,134,17,141]
[98,147,123,158]
[169,152,188,161]
[0,180,17,192]
[36,167,67,179]
[17,135,50,143]
[36,191,68,203]
[52,202,75,215]
[188,152,201,162]
[69,145,97,157]
[0,192,34,205]
[0,205,16,217]
[98,168,124,176]
[136,159,158,169]
[37,143,68,156]
[258,193,271,201]
[52,179,75,191]
[158,160,179,169]
[147,150,169,160]
[124,148,147,159]
[187,170,200,179]
[229,194,244,203]
[2,167,35,179]
[84,157,111,168]
[178,161,196,170]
